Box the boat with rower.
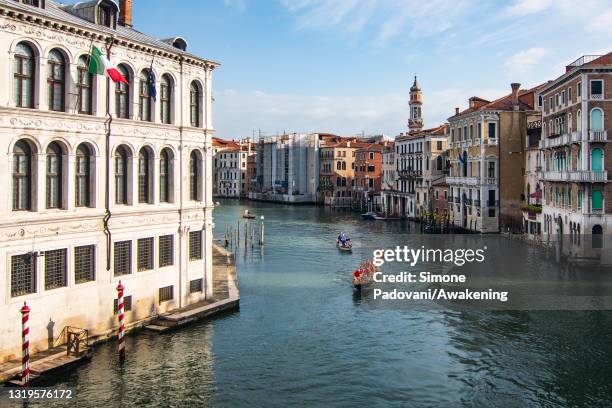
[336,233,352,251]
[352,259,379,292]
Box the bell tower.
[408,75,423,133]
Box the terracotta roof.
[448,83,547,120]
[396,124,448,140]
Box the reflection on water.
[16,200,612,407]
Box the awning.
[530,190,542,198]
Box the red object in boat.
[353,270,362,277]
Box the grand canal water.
[22,200,612,407]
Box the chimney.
[119,0,133,28]
[455,107,459,115]
[511,83,520,110]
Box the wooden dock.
[0,345,90,385]
[146,243,240,333]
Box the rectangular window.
[190,278,203,294]
[578,190,582,209]
[189,230,202,260]
[577,82,582,97]
[488,123,496,139]
[488,190,496,206]
[549,97,553,111]
[590,80,603,97]
[538,95,543,107]
[437,141,442,150]
[477,123,482,139]
[159,285,174,303]
[561,90,566,104]
[488,162,495,178]
[137,237,154,272]
[114,240,132,276]
[11,253,36,297]
[74,245,95,284]
[159,235,174,268]
[114,295,132,314]
[44,249,67,290]
[568,87,572,102]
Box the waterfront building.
[446,83,541,233]
[246,148,257,197]
[380,142,396,213]
[538,53,612,252]
[252,133,320,203]
[352,143,384,211]
[415,125,449,219]
[381,77,425,218]
[212,138,252,198]
[0,0,217,361]
[318,139,365,207]
[522,113,544,239]
[431,183,450,224]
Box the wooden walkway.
[0,345,90,385]
[146,243,240,333]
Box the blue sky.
[128,0,612,139]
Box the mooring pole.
[259,215,265,246]
[116,281,125,363]
[20,302,30,387]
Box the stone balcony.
[589,130,608,142]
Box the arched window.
[160,148,172,202]
[75,144,91,207]
[190,150,200,200]
[115,64,130,118]
[14,43,35,108]
[77,56,93,114]
[190,82,201,127]
[47,50,65,112]
[138,148,152,203]
[139,69,152,121]
[46,142,63,208]
[160,74,172,124]
[590,108,603,132]
[591,148,603,172]
[577,110,582,131]
[115,146,129,204]
[336,161,341,171]
[462,151,468,177]
[592,224,603,249]
[13,140,33,210]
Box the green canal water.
[18,200,612,407]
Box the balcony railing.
[589,130,608,142]
[539,170,608,182]
[484,138,498,146]
[591,94,603,100]
[473,199,481,207]
[454,197,460,204]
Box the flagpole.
[103,37,115,274]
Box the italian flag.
[88,45,128,83]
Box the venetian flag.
[88,45,128,83]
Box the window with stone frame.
[74,245,95,283]
[159,235,174,267]
[189,230,202,260]
[11,253,36,297]
[137,237,154,271]
[45,248,67,290]
[114,240,132,276]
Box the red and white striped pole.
[20,302,30,386]
[116,281,125,362]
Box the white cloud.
[223,0,247,12]
[505,0,553,16]
[505,47,551,74]
[587,8,612,36]
[279,0,476,47]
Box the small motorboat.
[361,211,377,220]
[242,210,256,219]
[373,214,401,220]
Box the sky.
[126,0,611,139]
